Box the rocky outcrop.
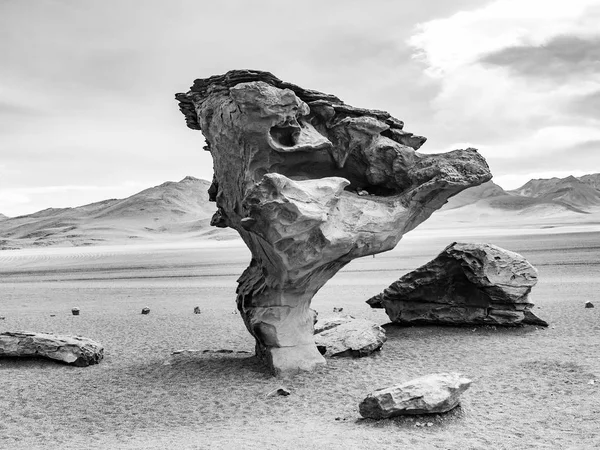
[314,317,386,357]
[176,69,492,376]
[0,331,104,366]
[359,373,472,418]
[368,242,547,326]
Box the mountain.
[435,174,599,226]
[578,173,600,189]
[511,175,600,209]
[0,176,227,250]
[442,181,508,210]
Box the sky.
[1,0,599,217]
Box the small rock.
[333,307,344,313]
[0,331,103,366]
[585,301,594,308]
[357,189,369,196]
[141,307,151,315]
[426,422,434,427]
[359,373,472,419]
[50,314,55,317]
[193,306,201,314]
[71,307,80,316]
[0,317,5,320]
[588,380,596,385]
[266,387,291,397]
[314,317,386,357]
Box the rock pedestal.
[0,331,104,366]
[359,373,472,418]
[176,70,492,376]
[368,242,547,326]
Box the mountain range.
[0,176,229,250]
[1,173,599,249]
[444,173,600,215]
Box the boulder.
[71,307,80,316]
[585,301,594,308]
[0,331,104,366]
[368,242,547,326]
[176,69,491,376]
[359,373,472,419]
[314,317,386,357]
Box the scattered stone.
[368,242,547,327]
[333,307,344,313]
[50,314,55,317]
[176,69,491,375]
[266,387,291,397]
[0,317,5,320]
[314,317,386,357]
[193,306,201,314]
[585,301,594,308]
[0,331,104,366]
[588,380,596,385]
[71,307,80,316]
[141,307,150,315]
[426,422,434,427]
[359,373,472,419]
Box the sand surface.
[1,227,599,449]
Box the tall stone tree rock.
[176,70,492,376]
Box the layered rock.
[368,242,547,326]
[359,373,472,418]
[314,317,386,357]
[0,331,104,366]
[176,69,492,376]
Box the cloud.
[408,0,600,181]
[480,35,600,80]
[567,90,600,121]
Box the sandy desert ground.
[1,224,599,449]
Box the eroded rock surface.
[314,317,386,357]
[0,331,104,366]
[359,373,472,418]
[176,69,491,376]
[368,242,547,326]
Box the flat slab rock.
[368,242,547,326]
[314,317,386,357]
[359,373,472,419]
[0,331,104,367]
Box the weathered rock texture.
[314,317,386,357]
[359,373,472,418]
[176,69,492,376]
[0,331,104,366]
[368,242,547,326]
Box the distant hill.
[438,174,599,219]
[578,173,600,190]
[0,213,7,221]
[0,176,228,250]
[510,175,600,209]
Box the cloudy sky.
[1,0,598,216]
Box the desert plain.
[1,209,599,450]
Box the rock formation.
[176,69,492,376]
[0,331,104,366]
[359,373,472,418]
[368,242,547,326]
[314,316,386,357]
